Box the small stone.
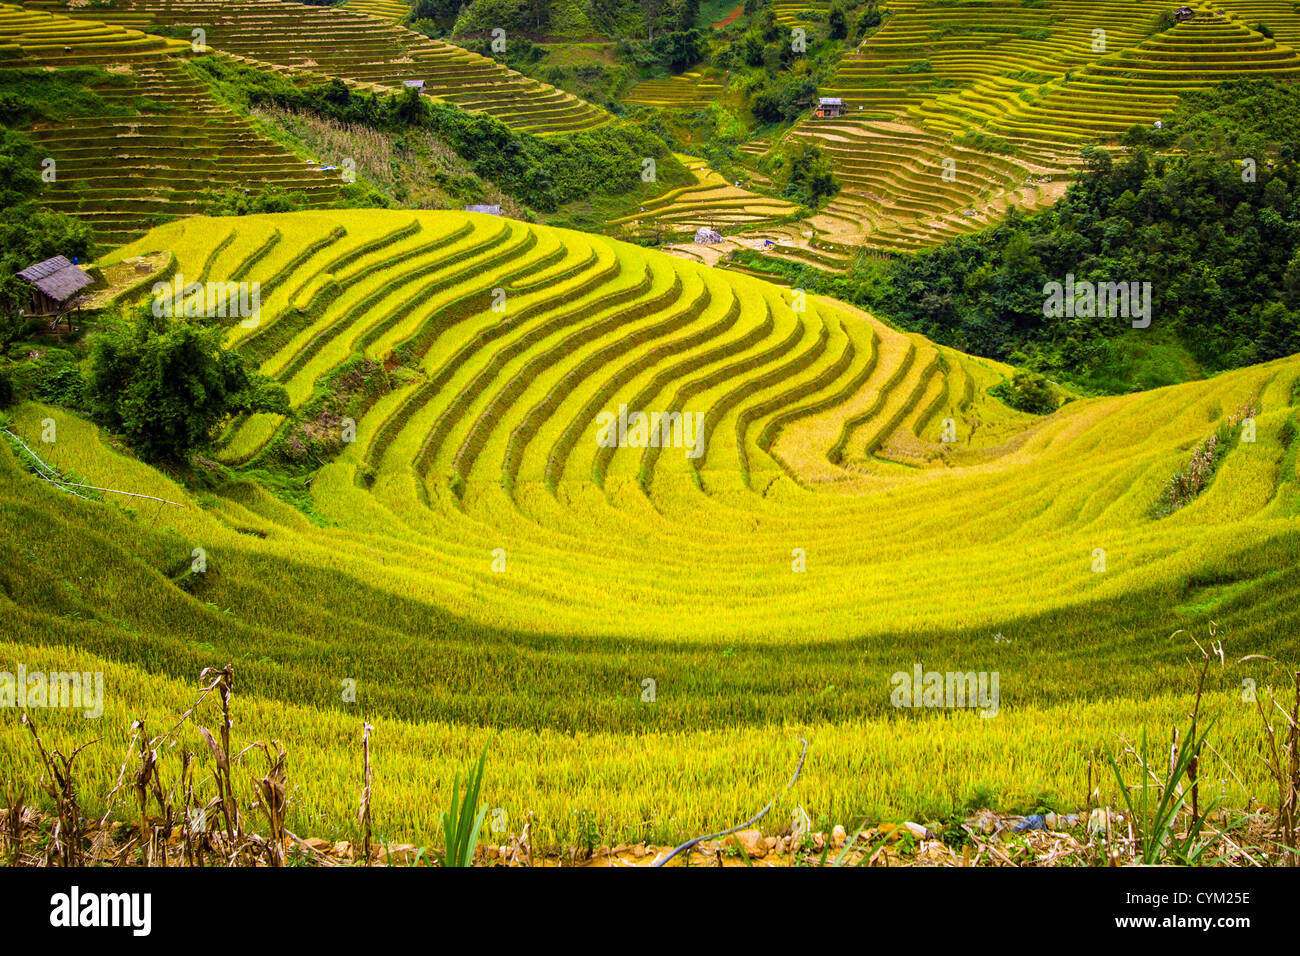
[728,829,768,859]
[373,843,419,864]
[831,825,847,848]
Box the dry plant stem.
[251,741,289,867]
[4,787,24,866]
[652,737,808,867]
[21,711,98,866]
[359,721,374,864]
[198,665,240,844]
[94,670,226,852]
[1240,655,1300,866]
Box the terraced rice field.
[3,208,1298,846]
[344,0,408,21]
[0,4,340,245]
[784,0,1300,259]
[625,70,727,109]
[22,0,607,134]
[772,0,834,29]
[608,154,799,239]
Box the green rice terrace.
[21,0,608,134]
[1,0,1300,871]
[761,0,1300,262]
[3,207,1300,855]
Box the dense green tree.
[855,0,882,37]
[86,313,289,463]
[828,3,847,40]
[774,140,838,206]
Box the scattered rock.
[728,829,768,859]
[1088,808,1119,835]
[372,843,419,864]
[831,825,847,848]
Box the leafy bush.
[201,184,309,217]
[34,354,85,407]
[990,372,1059,414]
[408,0,462,34]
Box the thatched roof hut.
[16,255,93,316]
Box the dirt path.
[712,3,743,29]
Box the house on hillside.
[1175,6,1195,22]
[464,204,502,216]
[403,79,425,91]
[16,255,93,324]
[815,97,844,118]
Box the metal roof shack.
[464,204,502,215]
[816,96,844,118]
[403,79,425,89]
[16,255,94,318]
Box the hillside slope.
[20,0,608,134]
[770,1,1300,258]
[2,210,1298,844]
[0,3,342,245]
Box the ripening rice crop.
[2,208,1299,848]
[786,0,1300,257]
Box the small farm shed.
[816,97,844,118]
[16,255,93,319]
[464,204,502,215]
[403,79,425,90]
[1175,6,1194,22]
